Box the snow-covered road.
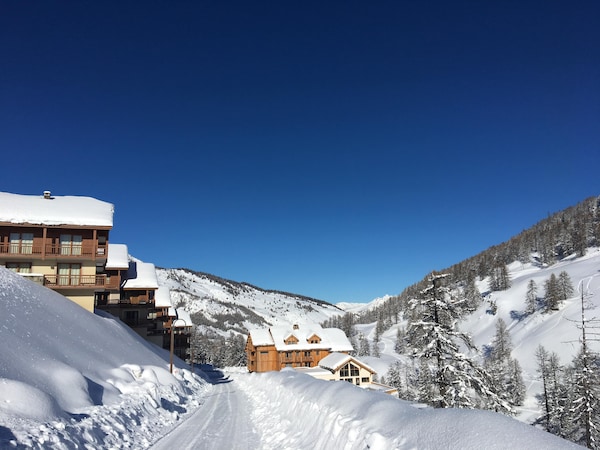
[146,368,581,450]
[150,367,260,450]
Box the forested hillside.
[320,195,600,448]
[348,195,600,327]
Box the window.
[304,351,311,357]
[60,234,82,256]
[285,351,292,358]
[9,233,33,254]
[58,263,81,285]
[124,310,139,326]
[361,377,370,383]
[340,364,350,378]
[285,336,298,345]
[6,262,32,273]
[340,363,360,378]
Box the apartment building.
[0,191,114,312]
[0,191,192,360]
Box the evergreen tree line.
[189,330,247,368]
[525,271,574,314]
[349,195,599,332]
[534,292,600,448]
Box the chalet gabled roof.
[318,352,376,374]
[248,323,353,352]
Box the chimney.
[43,191,52,199]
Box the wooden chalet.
[245,323,354,373]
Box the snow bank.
[237,369,581,449]
[0,268,209,448]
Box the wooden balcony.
[0,242,107,259]
[44,274,120,289]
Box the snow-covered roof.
[174,308,193,328]
[248,324,353,352]
[249,329,274,347]
[121,261,159,290]
[155,286,172,308]
[105,244,129,270]
[0,191,114,227]
[318,352,376,374]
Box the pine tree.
[566,291,600,448]
[394,326,406,354]
[489,263,511,291]
[536,345,553,432]
[484,318,525,411]
[463,279,482,312]
[408,273,509,411]
[358,333,371,356]
[526,279,537,315]
[386,361,403,392]
[544,273,561,311]
[558,271,575,302]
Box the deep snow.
[0,265,584,449]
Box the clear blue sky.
[1,1,598,303]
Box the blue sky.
[1,1,598,303]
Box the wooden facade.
[245,324,354,373]
[0,223,112,312]
[1,191,190,359]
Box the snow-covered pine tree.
[407,273,510,411]
[489,263,511,292]
[558,271,575,302]
[565,291,600,448]
[544,273,561,311]
[357,333,371,356]
[463,278,482,312]
[526,279,537,315]
[394,326,406,354]
[385,361,403,393]
[484,318,525,410]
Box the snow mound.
[237,369,580,449]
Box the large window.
[58,263,81,285]
[9,233,33,254]
[6,262,31,273]
[60,234,82,256]
[340,363,360,378]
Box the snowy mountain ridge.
[156,267,346,336]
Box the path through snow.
[150,367,260,450]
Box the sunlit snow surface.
[0,263,587,449]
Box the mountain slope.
[156,268,344,336]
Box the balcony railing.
[0,243,107,258]
[44,274,120,289]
